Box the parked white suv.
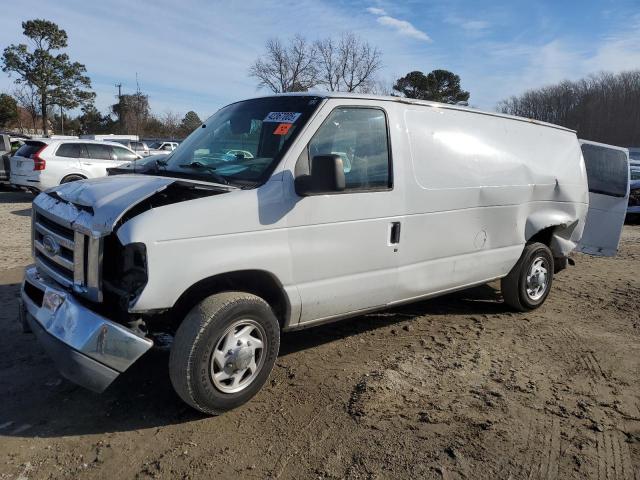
[10,139,140,192]
[147,141,178,155]
[19,93,628,415]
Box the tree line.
[0,19,202,138]
[497,70,640,147]
[0,19,471,138]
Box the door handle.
[390,221,401,244]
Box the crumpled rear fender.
[525,209,585,257]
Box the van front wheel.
[501,242,554,311]
[169,292,280,415]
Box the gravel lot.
[0,188,639,479]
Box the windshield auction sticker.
[273,123,293,135]
[263,112,301,123]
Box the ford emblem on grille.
[42,235,60,256]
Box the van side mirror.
[295,154,346,196]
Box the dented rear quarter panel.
[385,103,588,302]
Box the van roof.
[247,92,577,134]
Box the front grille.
[32,206,103,302]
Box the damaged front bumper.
[20,266,153,392]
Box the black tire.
[169,292,280,415]
[501,242,554,311]
[60,174,86,184]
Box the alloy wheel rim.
[525,256,549,301]
[210,319,266,394]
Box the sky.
[0,0,639,120]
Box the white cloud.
[366,7,386,15]
[460,20,490,31]
[445,16,490,32]
[376,16,432,42]
[366,5,431,42]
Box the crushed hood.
[33,174,227,237]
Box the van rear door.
[577,141,629,256]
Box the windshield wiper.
[178,161,230,185]
[154,157,170,171]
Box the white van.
[19,93,628,414]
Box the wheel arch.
[60,173,88,184]
[524,211,581,259]
[170,269,291,330]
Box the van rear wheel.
[501,242,554,311]
[169,292,280,415]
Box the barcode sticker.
[263,112,301,123]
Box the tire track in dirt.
[519,417,562,480]
[557,325,608,392]
[581,352,607,382]
[595,430,636,480]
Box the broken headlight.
[103,238,148,310]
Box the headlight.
[120,242,148,304]
[103,238,148,310]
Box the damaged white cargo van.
[19,93,629,414]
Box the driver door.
[285,101,403,325]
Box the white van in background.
[20,93,628,415]
[10,139,140,192]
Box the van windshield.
[160,96,322,187]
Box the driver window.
[305,107,391,190]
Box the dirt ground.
[1,187,639,479]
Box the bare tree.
[360,78,394,96]
[315,37,341,91]
[249,35,317,93]
[162,110,181,139]
[13,84,39,132]
[334,33,382,92]
[498,70,640,146]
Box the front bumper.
[21,266,153,392]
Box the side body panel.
[395,105,588,302]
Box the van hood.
[33,174,229,237]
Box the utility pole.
[60,105,64,135]
[115,83,123,133]
[135,73,141,138]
